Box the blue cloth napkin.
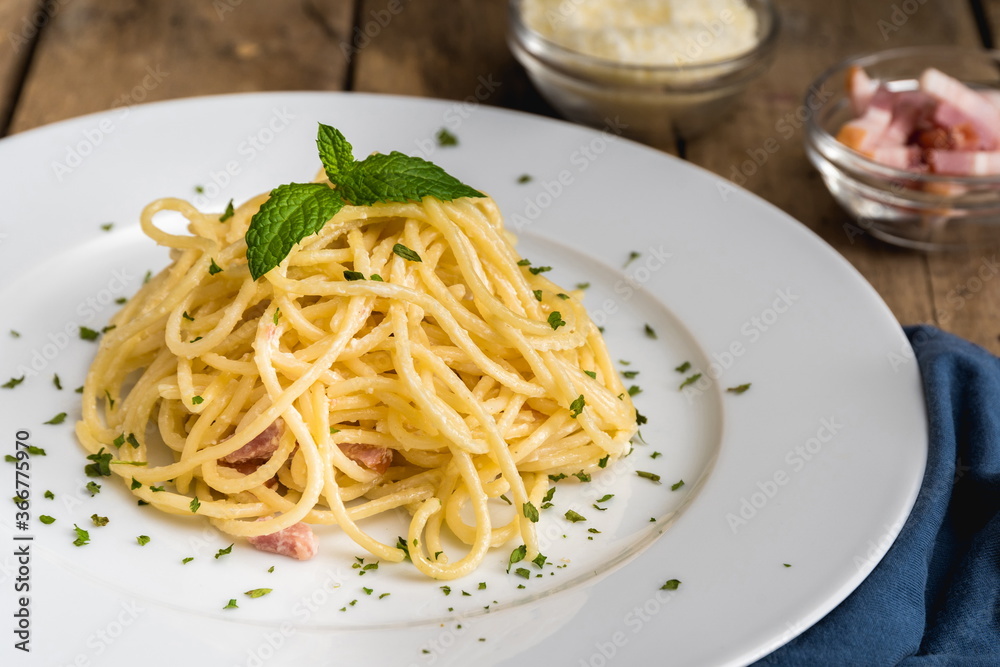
[756,325,1000,666]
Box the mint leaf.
[338,152,483,205]
[316,124,355,181]
[245,183,345,280]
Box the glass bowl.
[507,0,780,145]
[804,46,1000,251]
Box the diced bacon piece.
[339,442,393,474]
[882,91,935,145]
[836,86,894,154]
[933,103,993,150]
[847,65,878,115]
[982,89,1000,113]
[247,522,318,560]
[928,150,1000,176]
[870,146,921,170]
[920,68,1000,149]
[223,420,284,463]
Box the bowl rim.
[507,0,781,77]
[804,44,1000,187]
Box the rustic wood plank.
[350,0,556,118]
[8,0,353,134]
[0,0,44,134]
[685,0,1000,352]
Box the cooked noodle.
[76,180,637,579]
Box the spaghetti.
[76,174,638,580]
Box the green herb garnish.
[244,124,482,280]
[564,510,586,523]
[679,374,702,390]
[523,502,539,523]
[44,412,67,425]
[245,588,272,598]
[220,199,235,222]
[79,326,100,341]
[436,128,458,146]
[643,324,657,339]
[637,471,661,483]
[72,524,90,546]
[2,376,25,389]
[215,544,234,559]
[547,311,566,330]
[661,579,681,591]
[392,243,422,262]
[727,383,752,394]
[569,394,585,418]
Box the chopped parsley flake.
[557,293,570,300]
[651,451,662,459]
[517,174,532,184]
[208,258,223,275]
[44,412,67,425]
[784,563,792,568]
[679,374,702,390]
[273,308,281,325]
[643,324,657,339]
[100,222,114,231]
[661,579,681,591]
[223,599,238,609]
[622,370,639,379]
[392,244,422,262]
[508,545,527,572]
[533,289,543,302]
[72,524,90,546]
[671,479,685,491]
[53,374,62,390]
[245,588,272,598]
[115,297,127,304]
[636,471,661,483]
[564,510,586,523]
[440,586,452,596]
[126,433,140,448]
[517,258,532,266]
[2,376,25,389]
[190,497,201,513]
[143,270,152,284]
[624,251,641,268]
[136,535,150,546]
[343,270,365,281]
[26,446,45,456]
[584,370,597,379]
[675,361,691,373]
[215,544,234,559]
[85,449,113,477]
[191,395,204,405]
[569,394,585,418]
[9,330,20,338]
[542,487,555,503]
[39,515,55,524]
[79,326,100,341]
[149,486,164,493]
[130,478,141,490]
[91,514,109,527]
[182,557,194,564]
[528,265,552,275]
[575,282,590,289]
[727,383,752,394]
[627,385,642,397]
[598,454,609,468]
[182,311,195,321]
[547,311,566,330]
[548,473,567,482]
[44,490,54,499]
[220,199,235,222]
[596,494,614,503]
[436,128,458,146]
[573,471,591,483]
[523,502,539,523]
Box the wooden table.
[3,0,999,353]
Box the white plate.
[0,93,925,667]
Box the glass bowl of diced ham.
[804,46,1000,250]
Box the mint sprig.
[245,123,484,280]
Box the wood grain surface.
[3,0,1000,352]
